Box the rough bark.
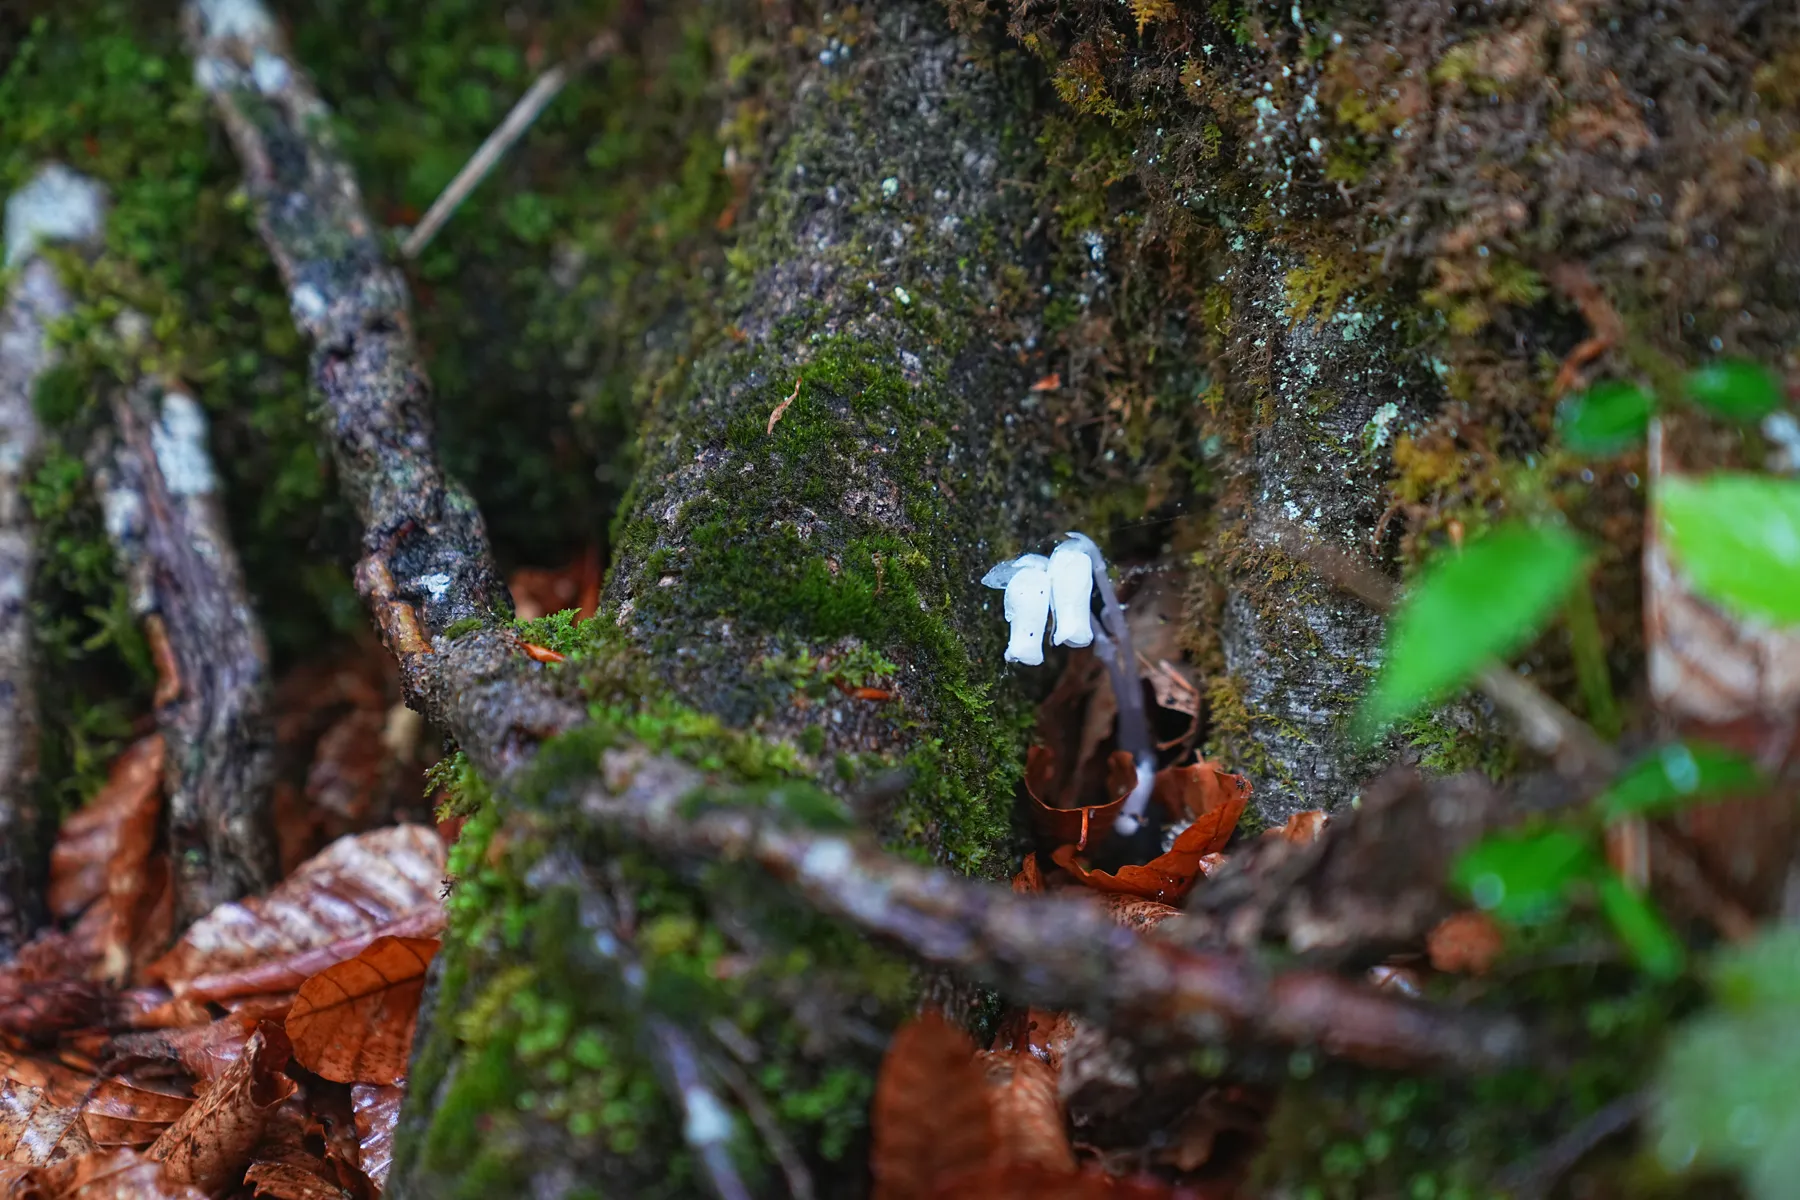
[0,167,109,958]
[1216,247,1432,823]
[90,380,279,924]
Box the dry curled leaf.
[351,1084,401,1193]
[104,1011,268,1084]
[871,1011,996,1200]
[1053,762,1248,903]
[147,1025,296,1192]
[149,826,444,1000]
[287,936,438,1085]
[1272,810,1328,844]
[1026,747,1135,852]
[48,736,163,920]
[244,1092,363,1200]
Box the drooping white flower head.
[1048,539,1095,648]
[981,553,1052,665]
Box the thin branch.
[399,35,618,260]
[583,748,1534,1075]
[92,380,278,922]
[0,165,110,957]
[182,0,585,784]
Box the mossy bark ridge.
[92,381,279,923]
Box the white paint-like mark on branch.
[195,0,277,41]
[416,573,452,602]
[152,392,218,496]
[4,164,106,266]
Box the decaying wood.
[92,382,278,924]
[182,0,585,786]
[0,166,110,959]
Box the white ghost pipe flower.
[1048,539,1095,647]
[981,554,1053,665]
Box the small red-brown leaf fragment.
[1029,373,1061,392]
[1271,810,1328,844]
[1011,856,1045,894]
[147,1025,296,1192]
[0,1080,92,1166]
[1100,895,1180,933]
[1426,911,1506,976]
[520,642,566,664]
[149,826,444,999]
[508,545,601,622]
[287,937,439,1085]
[351,1084,402,1192]
[38,1146,207,1200]
[1152,760,1252,837]
[871,1011,997,1200]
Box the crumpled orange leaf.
[508,546,602,622]
[871,1011,997,1200]
[1011,856,1045,894]
[351,1084,402,1193]
[147,1024,297,1192]
[0,1048,191,1148]
[1053,760,1249,902]
[148,826,444,1000]
[1026,747,1135,851]
[927,1161,1196,1198]
[287,936,438,1085]
[36,1146,207,1200]
[0,1080,92,1166]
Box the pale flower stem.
[1064,534,1156,831]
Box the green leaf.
[1711,927,1800,1011]
[1684,360,1784,422]
[1452,828,1599,925]
[1593,742,1765,821]
[1558,380,1655,455]
[1596,875,1686,979]
[1659,473,1800,624]
[1655,929,1800,1200]
[1359,524,1589,733]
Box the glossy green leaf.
[1359,524,1589,733]
[1596,875,1686,979]
[1558,380,1655,455]
[1659,474,1800,624]
[1684,360,1784,422]
[1594,742,1765,822]
[1452,828,1599,925]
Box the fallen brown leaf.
[104,1011,268,1084]
[508,545,601,622]
[1271,810,1328,844]
[47,737,163,921]
[244,1091,364,1200]
[38,1146,206,1200]
[147,1024,296,1192]
[520,642,566,665]
[351,1084,401,1193]
[1053,763,1248,903]
[148,826,444,999]
[0,1080,92,1166]
[871,1011,996,1200]
[767,377,801,434]
[977,1051,1074,1174]
[287,936,438,1086]
[0,1049,191,1148]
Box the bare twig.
[584,748,1533,1074]
[92,380,278,922]
[1494,1089,1645,1199]
[0,165,109,957]
[183,0,585,783]
[399,34,617,260]
[1263,518,1620,785]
